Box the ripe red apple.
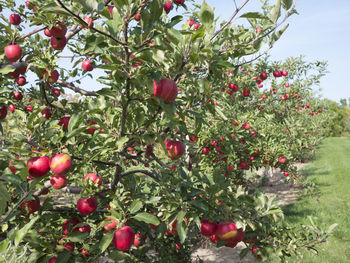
[81,248,91,258]
[13,91,23,101]
[165,139,185,160]
[260,72,268,80]
[174,0,185,4]
[242,89,250,97]
[86,121,97,134]
[215,222,237,240]
[243,123,250,130]
[9,14,21,25]
[73,224,91,234]
[202,147,210,155]
[44,28,51,37]
[44,69,59,83]
[50,36,67,50]
[104,218,117,231]
[26,105,33,112]
[8,105,16,113]
[252,246,262,259]
[50,174,67,189]
[278,156,287,164]
[41,108,51,119]
[135,12,141,21]
[77,196,97,215]
[27,156,50,178]
[228,83,239,92]
[201,219,217,236]
[82,17,94,28]
[153,78,177,103]
[273,70,282,77]
[194,23,200,30]
[15,76,26,86]
[133,233,144,246]
[113,226,135,251]
[163,1,173,14]
[50,154,72,175]
[58,236,74,251]
[108,6,115,18]
[21,199,40,215]
[49,23,67,38]
[82,60,93,71]
[62,218,80,235]
[0,106,8,120]
[281,70,288,76]
[48,257,57,263]
[83,173,102,185]
[4,45,22,62]
[51,88,60,97]
[209,234,219,243]
[188,19,194,27]
[58,116,70,131]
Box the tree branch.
[17,27,46,41]
[56,80,98,96]
[210,0,250,41]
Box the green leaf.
[132,212,160,225]
[0,239,9,254]
[67,231,89,242]
[240,247,249,259]
[282,0,293,10]
[272,24,289,43]
[240,12,268,19]
[56,250,71,263]
[0,65,15,74]
[190,200,208,211]
[149,0,163,22]
[67,113,84,132]
[77,0,99,12]
[177,221,187,243]
[0,182,10,202]
[198,0,214,27]
[40,3,72,16]
[99,231,114,253]
[108,250,130,261]
[15,216,39,246]
[176,210,186,223]
[116,136,129,151]
[270,0,282,23]
[327,223,338,234]
[166,28,183,45]
[215,106,228,120]
[129,200,143,214]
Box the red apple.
[13,91,23,101]
[165,139,185,160]
[50,154,72,175]
[51,88,60,97]
[281,70,288,76]
[273,70,282,77]
[135,12,141,21]
[44,70,59,83]
[9,14,21,25]
[86,121,97,134]
[243,123,250,130]
[194,23,200,30]
[278,156,287,164]
[77,196,97,215]
[163,1,173,14]
[174,0,185,4]
[252,246,262,259]
[62,218,80,235]
[0,106,8,120]
[242,89,250,97]
[26,105,33,112]
[201,219,217,236]
[58,116,70,131]
[81,248,91,258]
[202,147,210,155]
[48,257,57,263]
[21,199,40,215]
[49,23,67,38]
[209,234,219,243]
[228,83,239,92]
[133,233,144,246]
[104,218,117,231]
[215,222,237,240]
[41,108,51,119]
[58,236,74,251]
[108,6,115,18]
[82,17,93,28]
[44,28,51,37]
[226,228,245,248]
[50,36,67,50]
[50,174,67,189]
[153,78,177,103]
[113,226,135,251]
[73,224,91,234]
[260,72,268,80]
[27,156,50,178]
[188,20,194,27]
[83,173,102,185]
[82,60,93,71]
[15,76,26,86]
[4,45,22,62]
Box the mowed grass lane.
[283,137,350,262]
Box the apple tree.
[0,0,335,262]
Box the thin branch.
[210,0,250,41]
[56,80,98,96]
[111,164,122,190]
[56,0,126,46]
[72,155,116,166]
[17,27,46,41]
[121,169,160,181]
[40,81,55,108]
[234,46,272,68]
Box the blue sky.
[6,0,350,102]
[203,0,350,102]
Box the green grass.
[283,137,350,262]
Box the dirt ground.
[191,163,307,263]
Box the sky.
[202,0,350,102]
[5,0,350,103]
